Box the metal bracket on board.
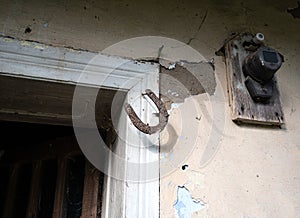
[218,32,284,126]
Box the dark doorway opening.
[0,121,105,218]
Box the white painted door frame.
[0,37,160,217]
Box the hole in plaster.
[241,105,245,113]
[181,165,189,171]
[24,27,32,34]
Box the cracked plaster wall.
[0,0,299,217]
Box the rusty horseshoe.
[124,89,169,135]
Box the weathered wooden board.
[52,158,68,218]
[224,33,284,126]
[2,165,19,218]
[26,161,42,218]
[81,161,100,218]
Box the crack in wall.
[186,8,209,45]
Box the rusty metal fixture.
[124,89,169,135]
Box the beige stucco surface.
[0,0,299,217]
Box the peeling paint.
[167,102,183,114]
[34,45,47,50]
[3,38,13,42]
[160,62,215,113]
[159,59,177,70]
[174,186,205,218]
[168,62,176,69]
[20,41,32,46]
